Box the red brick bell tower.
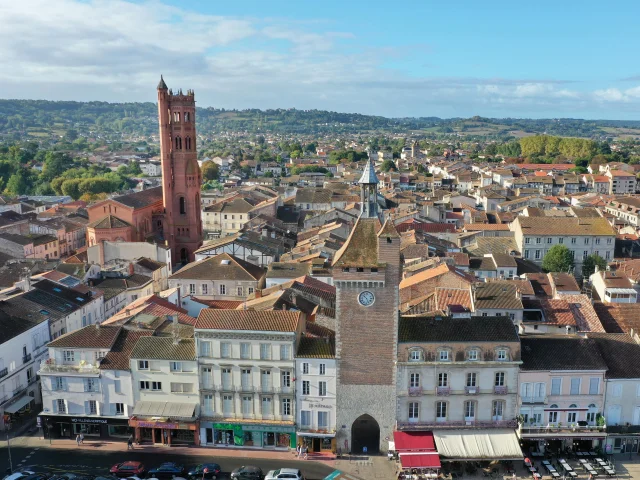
[157,76,203,264]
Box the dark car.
[109,462,146,478]
[148,463,186,478]
[230,466,263,480]
[187,464,221,479]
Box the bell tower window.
[179,196,186,215]
[184,112,190,122]
[175,136,182,150]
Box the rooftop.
[520,336,608,371]
[398,315,520,343]
[196,309,302,332]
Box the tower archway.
[351,414,380,454]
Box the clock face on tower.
[358,290,375,307]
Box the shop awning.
[132,401,196,418]
[4,396,33,414]
[298,431,336,438]
[433,429,523,460]
[400,452,442,470]
[393,431,436,452]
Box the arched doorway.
[351,414,380,454]
[180,248,188,264]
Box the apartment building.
[195,309,305,450]
[606,169,637,195]
[202,197,259,236]
[589,269,637,304]
[519,336,607,454]
[511,216,616,270]
[605,197,640,228]
[0,311,50,431]
[396,316,522,461]
[295,336,336,454]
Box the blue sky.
[1,0,639,119]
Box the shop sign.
[243,425,293,433]
[303,402,334,410]
[138,421,178,429]
[71,418,108,424]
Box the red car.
[110,461,146,477]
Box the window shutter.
[64,400,68,414]
[124,404,128,416]
[52,399,58,413]
[85,400,90,414]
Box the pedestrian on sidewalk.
[296,444,301,457]
[76,434,81,446]
[80,433,84,444]
[127,434,134,450]
[303,445,308,460]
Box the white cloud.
[594,88,628,102]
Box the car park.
[230,466,264,480]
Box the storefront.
[298,431,336,453]
[200,422,296,449]
[521,436,606,455]
[129,417,199,445]
[605,434,640,454]
[39,415,132,440]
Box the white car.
[264,469,305,480]
[3,472,36,480]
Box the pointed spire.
[157,75,168,90]
[359,156,379,185]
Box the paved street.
[0,433,339,480]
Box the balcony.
[22,354,32,364]
[437,386,451,396]
[39,359,100,376]
[12,385,25,397]
[237,384,255,393]
[521,396,547,404]
[465,386,479,395]
[0,368,7,379]
[408,387,423,397]
[218,384,234,393]
[201,383,214,391]
[494,386,508,395]
[520,423,606,436]
[258,385,274,394]
[28,376,37,385]
[280,386,294,395]
[398,419,517,431]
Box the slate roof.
[112,186,163,209]
[196,309,302,332]
[0,233,33,246]
[136,257,166,271]
[48,325,121,349]
[295,188,333,205]
[473,281,523,310]
[170,253,265,281]
[399,315,519,343]
[296,336,335,358]
[520,336,608,371]
[93,274,152,291]
[0,311,48,345]
[130,337,195,361]
[88,215,131,229]
[332,217,381,268]
[99,329,153,370]
[33,234,57,246]
[359,158,379,184]
[266,262,312,279]
[588,333,640,379]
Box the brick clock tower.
[332,157,400,454]
[157,76,203,264]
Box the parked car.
[3,471,37,480]
[187,464,221,479]
[265,469,304,480]
[230,466,264,480]
[148,463,186,478]
[109,462,146,478]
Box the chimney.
[95,321,100,329]
[594,264,600,274]
[255,289,262,299]
[172,314,180,344]
[129,262,135,276]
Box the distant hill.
[1,99,640,140]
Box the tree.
[4,171,28,195]
[582,254,607,278]
[380,159,397,172]
[541,245,575,273]
[201,161,220,181]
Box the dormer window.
[497,349,508,361]
[439,350,450,361]
[409,349,423,362]
[468,349,479,361]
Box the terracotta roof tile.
[48,325,121,349]
[170,253,265,281]
[196,309,302,332]
[130,337,195,361]
[296,336,335,358]
[99,329,153,370]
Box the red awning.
[393,431,436,452]
[400,453,442,470]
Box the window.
[280,344,291,360]
[302,363,309,374]
[535,250,541,260]
[85,378,97,392]
[171,382,193,393]
[468,350,478,361]
[567,409,577,423]
[497,349,507,361]
[436,401,447,419]
[138,360,149,370]
[200,341,211,357]
[170,361,183,372]
[261,396,272,415]
[188,284,196,295]
[219,284,226,295]
[571,237,576,244]
[240,343,251,359]
[551,378,561,395]
[56,399,66,414]
[409,350,422,361]
[248,287,254,295]
[54,377,65,391]
[114,380,121,394]
[319,364,326,375]
[570,378,581,395]
[524,250,530,259]
[438,372,448,387]
[281,370,291,388]
[464,401,476,420]
[559,237,564,244]
[536,237,542,244]
[241,396,252,415]
[410,373,420,388]
[439,350,449,361]
[495,372,505,386]
[152,381,162,390]
[220,342,231,359]
[282,398,291,416]
[139,381,149,390]
[301,410,311,426]
[237,286,243,296]
[549,410,558,423]
[302,381,310,395]
[260,344,271,360]
[583,250,589,260]
[525,238,531,244]
[595,238,601,245]
[203,394,214,414]
[319,381,327,396]
[179,196,186,214]
[63,350,75,362]
[584,238,590,245]
[492,400,504,420]
[546,238,552,244]
[202,284,208,295]
[607,238,612,244]
[606,251,611,259]
[115,403,124,415]
[409,402,419,420]
[589,377,600,395]
[466,372,477,387]
[318,411,328,428]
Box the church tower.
[157,76,203,264]
[332,157,400,453]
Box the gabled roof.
[130,337,195,361]
[48,325,121,349]
[111,186,163,209]
[170,253,264,282]
[99,329,153,370]
[88,215,131,229]
[474,281,523,310]
[196,309,302,332]
[399,263,474,289]
[588,333,640,379]
[332,217,381,268]
[520,336,608,371]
